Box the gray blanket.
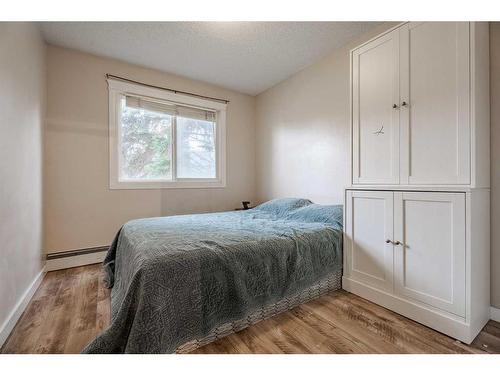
[82,198,343,353]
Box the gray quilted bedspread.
[82,198,343,353]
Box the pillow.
[285,204,343,229]
[254,198,312,217]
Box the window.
[108,78,226,189]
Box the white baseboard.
[0,267,46,348]
[46,251,106,271]
[491,306,500,323]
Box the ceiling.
[39,22,381,96]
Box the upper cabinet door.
[399,22,470,185]
[352,30,400,185]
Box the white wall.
[44,46,256,254]
[255,23,397,205]
[490,22,500,309]
[0,23,46,343]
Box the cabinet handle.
[385,239,392,243]
[401,101,408,107]
[394,241,402,246]
[392,104,398,109]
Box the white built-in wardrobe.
[343,22,490,343]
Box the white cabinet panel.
[345,191,394,292]
[346,22,490,344]
[399,22,470,185]
[352,30,400,184]
[394,192,466,317]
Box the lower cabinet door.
[393,192,466,317]
[345,190,394,292]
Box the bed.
[83,198,343,353]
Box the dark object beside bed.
[82,198,343,353]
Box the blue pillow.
[254,198,312,217]
[285,204,343,229]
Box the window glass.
[176,117,216,179]
[119,97,173,180]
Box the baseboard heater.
[46,246,109,271]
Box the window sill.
[109,179,226,190]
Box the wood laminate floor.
[2,264,499,354]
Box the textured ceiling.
[39,22,381,95]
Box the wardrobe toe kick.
[345,22,490,344]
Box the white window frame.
[108,78,227,189]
